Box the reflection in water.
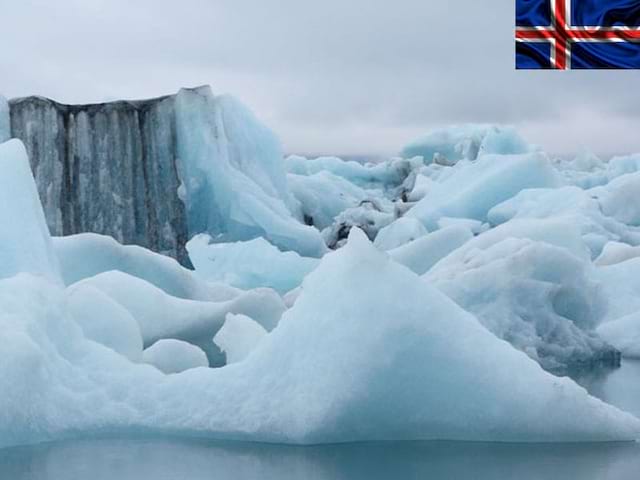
[1,360,639,480]
[1,437,640,480]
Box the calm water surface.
[2,360,639,480]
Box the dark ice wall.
[9,94,192,267]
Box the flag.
[516,0,640,69]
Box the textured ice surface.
[489,186,640,259]
[322,202,394,249]
[53,233,227,301]
[143,339,209,374]
[407,153,562,230]
[285,155,418,190]
[174,87,325,258]
[427,238,618,373]
[287,171,369,230]
[389,225,473,275]
[0,96,9,143]
[9,93,191,265]
[598,312,640,359]
[7,87,327,264]
[213,313,267,364]
[596,242,640,266]
[593,173,640,227]
[187,234,318,294]
[401,124,533,165]
[0,140,60,282]
[0,232,638,449]
[373,217,428,251]
[70,271,284,364]
[66,284,143,361]
[437,216,488,234]
[595,258,640,322]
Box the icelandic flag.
[516,0,640,69]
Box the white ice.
[0,140,60,283]
[407,153,562,230]
[373,217,428,251]
[0,231,638,449]
[427,237,614,372]
[174,87,326,257]
[213,313,267,364]
[401,124,533,165]
[187,234,319,294]
[143,339,209,374]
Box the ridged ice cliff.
[2,86,326,266]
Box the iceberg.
[598,312,640,359]
[407,153,562,230]
[401,124,533,165]
[66,283,143,362]
[595,258,640,322]
[0,231,638,449]
[6,87,326,264]
[285,155,419,190]
[373,217,428,251]
[595,242,640,266]
[488,187,640,259]
[69,271,285,364]
[213,313,267,364]
[142,339,209,374]
[388,225,473,275]
[187,234,319,294]
[53,233,230,301]
[593,172,640,227]
[0,96,9,143]
[174,87,326,258]
[0,139,60,283]
[322,201,395,249]
[426,237,618,373]
[9,92,192,265]
[287,171,370,230]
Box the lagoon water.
[2,361,640,480]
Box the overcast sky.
[2,0,639,156]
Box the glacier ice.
[53,233,229,301]
[0,231,638,449]
[593,172,640,227]
[9,92,192,265]
[66,283,143,362]
[595,258,640,322]
[598,312,640,359]
[388,225,473,275]
[287,171,370,230]
[0,96,9,143]
[187,234,319,294]
[407,153,562,230]
[596,242,640,266]
[426,237,618,373]
[174,87,326,258]
[401,124,533,165]
[322,201,395,249]
[4,95,640,450]
[488,186,640,259]
[285,155,419,191]
[0,139,60,283]
[69,270,285,364]
[6,87,327,265]
[373,217,428,251]
[143,339,209,374]
[213,313,267,364]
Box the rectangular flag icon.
[516,0,640,69]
